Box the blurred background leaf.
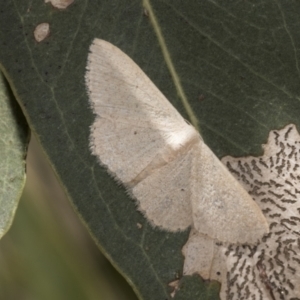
[0,73,28,239]
[0,135,138,300]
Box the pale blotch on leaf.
[45,0,73,9]
[168,280,180,298]
[34,23,50,43]
[85,38,268,244]
[183,124,300,299]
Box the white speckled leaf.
[0,73,28,239]
[183,124,300,300]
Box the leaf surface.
[0,73,28,239]
[1,1,300,299]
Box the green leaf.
[0,135,138,300]
[0,1,299,299]
[0,73,28,239]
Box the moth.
[85,38,268,244]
